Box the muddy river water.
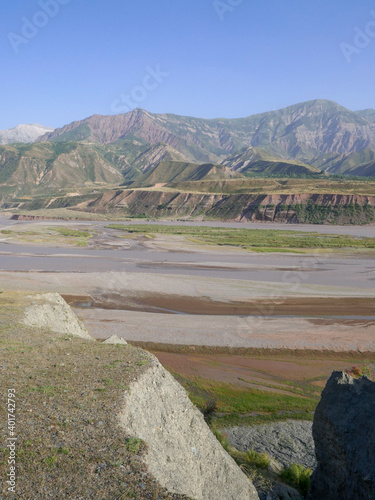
[0,216,374,349]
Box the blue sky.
[0,0,374,129]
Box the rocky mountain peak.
[0,124,54,145]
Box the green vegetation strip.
[169,371,317,427]
[48,227,91,238]
[107,224,375,251]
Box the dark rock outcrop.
[226,420,316,470]
[307,371,375,500]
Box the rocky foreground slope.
[0,292,259,499]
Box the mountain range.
[36,100,375,163]
[1,100,375,199]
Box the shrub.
[345,365,374,380]
[346,366,362,377]
[280,462,312,496]
[201,401,217,424]
[245,449,271,470]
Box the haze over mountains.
[1,99,375,198]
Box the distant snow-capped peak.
[0,124,54,145]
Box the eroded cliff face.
[307,371,375,500]
[237,194,375,224]
[118,355,259,500]
[83,189,375,224]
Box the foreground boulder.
[307,371,375,500]
[118,354,259,500]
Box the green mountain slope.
[311,148,375,175]
[130,161,243,188]
[100,140,189,181]
[222,147,322,176]
[356,109,375,123]
[0,142,123,194]
[0,139,194,196]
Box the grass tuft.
[125,438,143,454]
[279,463,313,496]
[245,449,271,470]
[42,456,57,467]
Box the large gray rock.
[307,371,375,500]
[118,354,259,500]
